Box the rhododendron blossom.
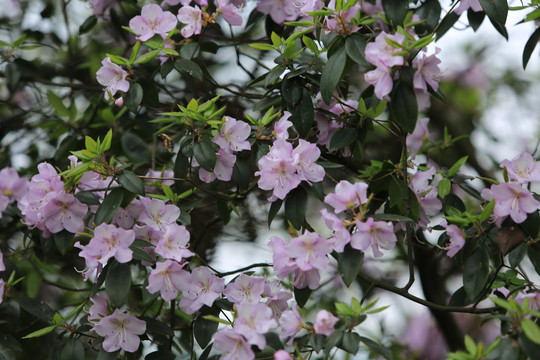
[212,116,251,152]
[233,303,277,349]
[94,309,146,353]
[129,4,177,41]
[177,266,225,313]
[489,183,540,223]
[146,260,185,301]
[177,5,203,38]
[351,217,397,258]
[499,152,540,183]
[256,0,297,24]
[324,180,368,213]
[213,329,254,360]
[313,310,339,336]
[96,57,130,101]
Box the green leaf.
[468,10,486,32]
[134,49,161,64]
[194,136,217,172]
[5,62,20,93]
[371,214,414,222]
[97,348,119,360]
[527,246,540,276]
[345,34,372,72]
[79,15,97,34]
[290,88,314,138]
[141,316,173,336]
[268,199,282,227]
[85,136,97,153]
[105,261,131,307]
[329,127,357,152]
[337,245,364,287]
[479,0,508,24]
[463,240,490,300]
[249,43,276,51]
[75,191,101,206]
[390,68,417,133]
[303,35,319,54]
[285,187,307,229]
[22,325,57,339]
[95,187,124,225]
[382,0,408,26]
[321,47,347,104]
[101,129,113,152]
[360,336,394,360]
[438,178,451,198]
[340,332,361,354]
[17,297,55,322]
[174,58,204,81]
[448,156,468,176]
[47,90,70,117]
[232,158,250,190]
[121,131,152,165]
[523,27,540,70]
[522,318,540,345]
[118,171,145,196]
[194,306,220,348]
[145,350,175,360]
[435,12,459,40]
[53,231,74,255]
[415,0,441,35]
[125,82,143,112]
[294,286,312,308]
[282,76,304,108]
[59,338,85,360]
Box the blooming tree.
[2,1,540,359]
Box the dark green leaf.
[105,261,131,307]
[5,62,20,93]
[520,210,540,238]
[523,27,540,70]
[216,199,230,225]
[290,88,314,138]
[321,47,347,104]
[53,230,74,255]
[95,187,124,225]
[47,90,70,117]
[194,306,220,348]
[345,34,372,72]
[232,158,250,190]
[329,127,357,152]
[340,332,361,354]
[0,334,21,352]
[285,187,307,229]
[174,149,190,178]
[134,49,161,64]
[390,68,417,133]
[468,10,485,32]
[145,351,175,360]
[488,17,508,40]
[521,318,540,345]
[479,0,508,24]
[310,333,325,352]
[125,82,143,112]
[324,330,344,357]
[130,245,154,263]
[59,338,84,360]
[121,131,152,165]
[337,245,364,287]
[79,15,97,34]
[360,336,394,360]
[139,78,160,108]
[194,136,217,172]
[160,60,174,79]
[199,344,213,360]
[294,286,312,308]
[509,243,527,269]
[174,58,204,81]
[75,191,101,206]
[448,286,474,307]
[265,66,285,88]
[486,337,519,360]
[268,199,282,227]
[435,12,459,40]
[463,240,490,300]
[282,76,304,108]
[415,0,441,35]
[97,348,119,360]
[528,245,540,276]
[141,316,173,336]
[118,171,145,196]
[382,0,408,26]
[17,297,55,322]
[518,332,540,359]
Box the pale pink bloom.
[137,197,180,230]
[320,208,350,252]
[264,281,292,318]
[364,66,394,100]
[287,230,332,271]
[293,139,325,184]
[40,190,88,234]
[268,236,297,279]
[88,292,110,324]
[233,303,278,349]
[129,4,178,41]
[515,292,540,311]
[213,116,251,152]
[292,268,320,289]
[257,0,298,24]
[96,57,130,100]
[314,98,357,153]
[199,148,236,183]
[94,309,146,353]
[455,0,483,15]
[279,304,303,344]
[365,31,406,69]
[146,260,186,301]
[410,167,442,229]
[213,329,254,360]
[0,279,4,304]
[406,117,429,158]
[0,250,4,271]
[83,223,135,266]
[413,48,442,93]
[177,266,224,313]
[0,167,27,201]
[274,350,293,360]
[224,274,266,304]
[88,0,114,16]
[293,0,323,16]
[351,217,397,258]
[256,139,301,201]
[313,310,339,336]
[177,5,203,38]
[324,180,368,214]
[154,223,194,262]
[325,0,361,33]
[440,219,465,258]
[490,183,540,224]
[217,0,244,26]
[144,169,175,193]
[500,152,540,184]
[274,111,293,140]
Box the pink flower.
[279,304,303,344]
[177,266,224,313]
[500,152,540,184]
[440,219,465,258]
[286,230,332,271]
[146,260,186,301]
[293,140,325,184]
[177,5,203,38]
[313,310,339,336]
[199,148,236,183]
[406,117,429,158]
[324,180,368,214]
[293,0,324,17]
[217,0,244,26]
[79,223,135,267]
[325,0,361,34]
[320,208,350,252]
[274,112,293,140]
[129,4,178,41]
[413,48,442,93]
[88,0,114,16]
[274,350,293,360]
[137,197,180,230]
[256,0,298,24]
[154,223,194,262]
[233,303,278,349]
[268,236,297,279]
[0,279,4,304]
[364,67,394,100]
[96,57,130,100]
[351,217,397,258]
[212,116,251,152]
[94,309,146,353]
[0,167,27,201]
[224,274,266,304]
[88,292,110,324]
[40,190,88,234]
[213,329,254,360]
[455,0,483,15]
[490,183,540,224]
[365,32,406,69]
[0,250,5,271]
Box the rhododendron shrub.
[2,1,540,359]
